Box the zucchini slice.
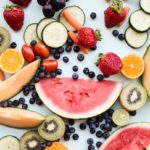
[0,136,20,150]
[42,22,68,48]
[140,0,150,14]
[59,6,85,31]
[129,10,150,32]
[125,27,148,49]
[37,18,55,40]
[24,23,40,45]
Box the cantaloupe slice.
[142,45,150,97]
[0,60,39,102]
[0,108,45,128]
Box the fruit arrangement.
[0,0,150,150]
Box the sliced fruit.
[145,146,150,150]
[38,114,65,141]
[0,26,11,53]
[0,136,20,150]
[140,0,150,14]
[0,108,45,128]
[59,6,85,31]
[129,10,150,32]
[112,108,129,126]
[100,123,150,150]
[121,54,144,79]
[37,18,55,40]
[45,142,68,150]
[20,130,45,150]
[24,23,40,45]
[42,22,68,48]
[0,60,39,103]
[35,78,122,119]
[120,83,147,111]
[0,49,24,74]
[125,27,148,49]
[142,45,150,97]
[0,69,5,81]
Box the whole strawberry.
[98,52,122,76]
[10,0,32,8]
[3,5,24,31]
[78,27,102,48]
[104,0,127,28]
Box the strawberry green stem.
[95,29,102,41]
[111,0,123,14]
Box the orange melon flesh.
[0,108,45,128]
[142,45,150,97]
[0,60,39,102]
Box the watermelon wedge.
[35,78,122,119]
[100,123,150,150]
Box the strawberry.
[3,5,24,31]
[104,0,127,28]
[10,0,32,8]
[98,52,122,76]
[78,27,102,48]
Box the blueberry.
[63,56,69,63]
[90,12,97,19]
[33,77,40,83]
[104,123,112,132]
[77,54,84,61]
[10,42,17,48]
[23,86,30,92]
[88,71,95,78]
[69,127,75,133]
[22,104,28,109]
[30,40,37,47]
[102,132,110,139]
[39,66,45,72]
[40,142,46,148]
[3,101,9,107]
[29,85,35,91]
[19,98,25,104]
[72,65,78,72]
[72,134,79,140]
[102,112,110,119]
[87,118,95,125]
[64,135,70,141]
[73,46,80,53]
[129,111,137,116]
[89,123,96,129]
[68,119,75,126]
[8,101,12,107]
[96,141,102,148]
[72,73,79,80]
[107,109,114,116]
[88,145,95,150]
[96,116,103,122]
[97,74,104,81]
[31,91,38,98]
[29,98,35,104]
[50,48,57,55]
[39,72,46,78]
[58,47,64,54]
[118,33,125,41]
[91,46,97,51]
[96,130,103,138]
[65,46,72,52]
[50,72,56,78]
[87,138,94,145]
[46,141,52,146]
[65,132,71,137]
[105,118,112,124]
[94,121,99,128]
[35,98,43,105]
[23,90,29,96]
[35,56,42,62]
[83,68,89,75]
[54,53,60,59]
[56,68,62,75]
[79,123,86,130]
[100,124,105,130]
[67,39,74,46]
[90,128,96,134]
[112,30,119,37]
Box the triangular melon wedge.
[0,60,39,102]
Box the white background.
[0,0,150,149]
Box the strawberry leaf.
[95,29,102,41]
[111,0,123,14]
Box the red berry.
[10,0,32,7]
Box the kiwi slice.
[120,83,147,111]
[112,108,130,126]
[144,146,150,150]
[0,26,11,53]
[38,114,65,141]
[20,130,45,150]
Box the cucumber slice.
[0,136,20,150]
[140,0,150,14]
[37,18,55,40]
[125,27,148,49]
[59,6,85,31]
[129,10,150,32]
[24,23,40,45]
[42,22,68,48]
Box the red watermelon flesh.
[35,78,122,119]
[100,123,150,150]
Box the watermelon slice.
[100,123,150,150]
[35,78,122,119]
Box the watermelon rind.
[100,123,150,150]
[35,79,123,119]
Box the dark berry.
[107,109,114,116]
[83,67,89,75]
[29,98,35,104]
[96,130,102,138]
[72,65,78,72]
[35,98,43,105]
[72,134,79,140]
[87,138,94,145]
[56,68,62,75]
[46,141,52,146]
[96,115,103,122]
[37,0,47,6]
[100,124,105,130]
[79,123,86,130]
[77,54,84,61]
[90,12,97,19]
[30,40,37,47]
[8,101,12,107]
[22,104,28,109]
[50,48,57,55]
[72,73,79,80]
[23,90,29,96]
[91,46,97,51]
[35,56,42,62]
[104,123,112,132]
[42,4,55,18]
[68,119,75,126]
[118,33,125,41]
[31,91,38,98]
[69,127,75,133]
[29,85,35,91]
[58,47,64,54]
[19,98,25,104]
[67,39,74,46]
[23,86,30,92]
[33,77,40,83]
[50,72,56,78]
[39,72,46,78]
[129,111,137,116]
[3,101,9,107]
[63,56,69,63]
[88,71,95,78]
[96,141,102,148]
[39,66,45,72]
[54,53,60,59]
[40,142,46,148]
[88,145,95,150]
[10,42,17,48]
[90,128,96,134]
[105,118,112,124]
[64,135,70,141]
[65,46,72,52]
[102,132,110,139]
[73,46,80,53]
[112,30,119,37]
[97,74,104,81]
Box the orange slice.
[121,54,144,79]
[45,142,68,150]
[0,49,24,74]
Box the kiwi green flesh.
[0,27,11,53]
[20,131,45,150]
[38,114,65,141]
[120,83,147,111]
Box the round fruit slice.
[38,114,65,141]
[120,83,147,111]
[35,78,122,119]
[45,142,68,150]
[0,26,11,53]
[20,130,45,150]
[0,49,24,74]
[100,123,150,150]
[121,54,144,79]
[112,108,130,126]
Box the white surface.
[0,0,150,149]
